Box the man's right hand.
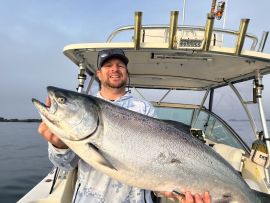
[38,122,68,149]
[37,96,68,149]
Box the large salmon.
[33,86,268,203]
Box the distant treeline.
[0,117,41,122]
[228,118,270,122]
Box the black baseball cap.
[97,48,129,69]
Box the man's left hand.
[154,191,211,203]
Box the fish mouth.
[32,92,58,121]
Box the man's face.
[97,58,128,89]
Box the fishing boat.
[18,3,270,203]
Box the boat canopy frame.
[64,11,270,187]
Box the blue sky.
[0,0,270,119]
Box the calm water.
[0,121,270,203]
[0,122,52,203]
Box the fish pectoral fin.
[88,144,117,171]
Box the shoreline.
[0,119,41,123]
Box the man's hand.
[155,191,211,203]
[38,122,68,149]
[179,191,211,203]
[37,97,68,149]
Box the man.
[38,48,211,203]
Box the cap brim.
[99,54,129,68]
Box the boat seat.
[212,143,245,172]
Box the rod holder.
[203,13,215,51]
[168,11,179,49]
[235,18,250,55]
[134,11,142,50]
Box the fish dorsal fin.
[88,144,117,170]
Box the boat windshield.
[155,106,248,152]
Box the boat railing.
[106,25,258,51]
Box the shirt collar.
[96,91,132,102]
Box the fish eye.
[57,97,66,104]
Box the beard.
[103,78,127,89]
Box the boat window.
[208,119,244,149]
[192,111,212,132]
[193,110,245,150]
[155,106,246,151]
[155,107,193,126]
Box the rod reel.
[211,0,226,20]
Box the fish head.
[32,86,99,141]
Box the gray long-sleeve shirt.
[48,92,156,203]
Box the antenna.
[182,0,186,25]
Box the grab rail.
[106,25,258,50]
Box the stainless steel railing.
[106,25,258,50]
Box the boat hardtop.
[63,26,270,90]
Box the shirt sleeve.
[145,103,157,118]
[125,187,153,203]
[48,143,79,170]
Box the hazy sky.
[0,0,270,119]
